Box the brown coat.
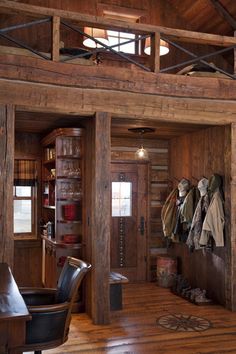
[161,188,178,238]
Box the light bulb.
[135,146,149,160]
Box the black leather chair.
[20,257,91,354]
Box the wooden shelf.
[57,198,82,202]
[57,176,81,179]
[42,235,83,249]
[43,158,55,165]
[57,155,81,159]
[57,220,82,224]
[43,177,55,182]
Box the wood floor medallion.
[157,314,212,332]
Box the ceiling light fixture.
[128,127,155,160]
[144,37,169,56]
[83,27,109,48]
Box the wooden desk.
[0,263,31,354]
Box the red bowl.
[63,234,80,244]
[63,204,79,221]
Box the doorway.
[110,161,149,282]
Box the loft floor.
[38,283,236,354]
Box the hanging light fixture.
[83,27,109,48]
[128,127,155,160]
[144,37,169,56]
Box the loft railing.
[0,0,236,78]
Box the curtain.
[14,159,37,186]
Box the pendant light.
[83,27,109,48]
[128,127,155,160]
[144,37,169,56]
[135,146,149,160]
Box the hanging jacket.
[161,188,178,238]
[199,189,224,247]
[172,187,198,243]
[186,193,210,251]
[181,187,199,226]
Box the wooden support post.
[88,112,111,324]
[225,123,236,310]
[234,31,236,76]
[0,105,15,268]
[52,16,60,62]
[150,32,160,73]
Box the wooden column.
[150,32,160,73]
[225,123,236,310]
[89,112,111,324]
[52,16,60,62]
[234,31,236,75]
[0,105,15,268]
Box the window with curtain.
[13,159,38,239]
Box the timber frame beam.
[1,78,236,125]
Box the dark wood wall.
[168,125,230,305]
[14,132,42,286]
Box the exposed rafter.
[210,0,236,30]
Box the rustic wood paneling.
[14,240,42,286]
[0,104,14,267]
[226,123,236,310]
[169,125,229,306]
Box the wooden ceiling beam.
[1,78,236,125]
[210,0,236,30]
[0,54,236,101]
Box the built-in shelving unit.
[41,128,85,292]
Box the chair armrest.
[20,287,57,306]
[28,302,69,313]
[20,287,57,294]
[25,302,70,345]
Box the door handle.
[138,216,145,236]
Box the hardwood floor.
[43,283,236,353]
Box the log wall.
[168,125,230,305]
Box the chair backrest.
[56,257,91,304]
[56,257,91,342]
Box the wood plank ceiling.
[167,0,236,35]
[15,111,211,140]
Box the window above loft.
[107,30,137,54]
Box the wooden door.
[111,162,149,282]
